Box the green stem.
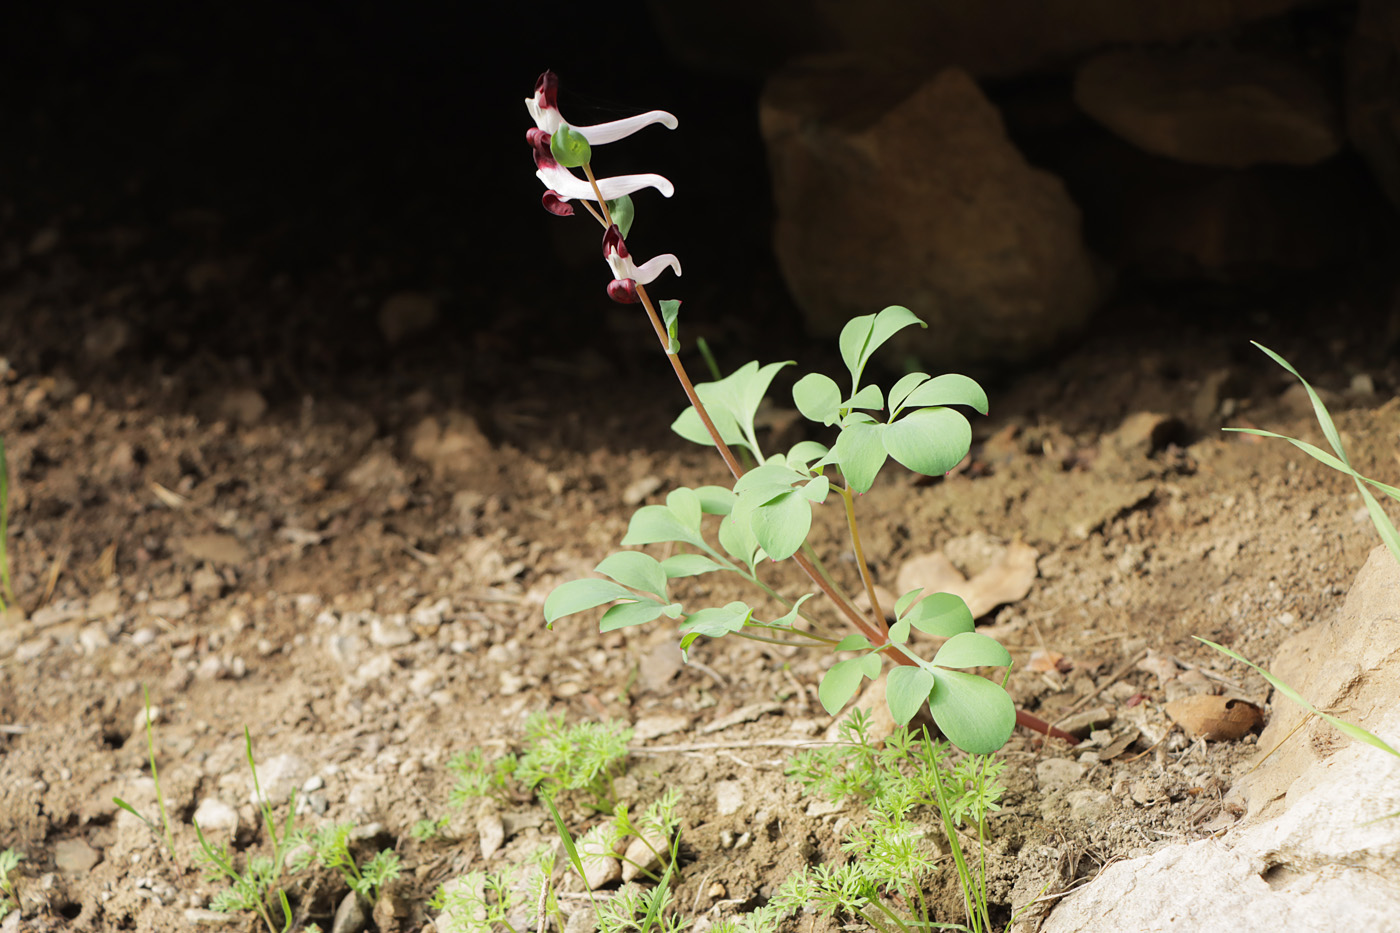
[837,484,885,629]
[735,629,833,649]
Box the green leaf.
[599,599,671,633]
[883,407,971,477]
[1252,343,1346,463]
[885,666,935,726]
[550,124,592,168]
[888,618,911,644]
[933,632,1013,669]
[661,553,723,578]
[594,552,668,600]
[900,374,989,415]
[927,669,1016,754]
[679,603,754,656]
[622,505,706,548]
[834,634,873,651]
[793,373,843,426]
[673,360,793,457]
[671,404,745,450]
[903,592,975,636]
[770,593,816,628]
[843,384,884,413]
[831,421,889,493]
[749,491,811,561]
[734,462,805,497]
[607,194,637,238]
[544,797,585,876]
[658,298,681,353]
[818,658,866,714]
[839,306,926,392]
[888,372,930,415]
[857,653,883,680]
[1196,637,1400,760]
[894,588,924,618]
[799,475,830,503]
[544,579,636,626]
[786,440,830,472]
[718,513,761,571]
[695,485,736,515]
[666,487,702,532]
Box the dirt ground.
[2,199,1399,933]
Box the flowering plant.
[525,71,1064,753]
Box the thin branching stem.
[837,483,885,628]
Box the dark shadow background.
[0,0,1395,418]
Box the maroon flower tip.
[542,191,574,216]
[527,128,555,168]
[607,279,640,304]
[535,71,559,110]
[602,224,629,260]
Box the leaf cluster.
[516,711,633,809]
[0,848,23,919]
[288,822,402,903]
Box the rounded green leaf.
[793,373,842,426]
[549,124,592,168]
[834,633,873,651]
[671,405,745,450]
[599,599,669,633]
[595,552,668,600]
[770,593,816,628]
[749,491,811,561]
[927,669,1015,753]
[607,194,636,238]
[901,374,989,415]
[544,578,635,626]
[903,592,974,637]
[888,372,931,415]
[718,512,761,570]
[843,384,884,413]
[894,587,925,618]
[786,440,830,472]
[885,665,935,726]
[695,485,736,515]
[800,475,830,503]
[933,631,1013,669]
[857,653,883,680]
[882,406,971,477]
[818,658,866,715]
[833,421,889,493]
[888,618,911,644]
[838,313,877,389]
[679,602,752,639]
[666,487,702,532]
[661,553,723,579]
[622,505,705,548]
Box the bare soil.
[1,217,1398,933]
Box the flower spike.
[527,71,678,143]
[602,225,680,304]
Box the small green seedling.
[526,71,1017,754]
[194,728,301,933]
[112,685,178,859]
[785,722,1009,933]
[0,848,23,919]
[289,822,402,904]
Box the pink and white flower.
[602,224,680,304]
[526,71,678,213]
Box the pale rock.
[580,836,623,890]
[1075,48,1340,168]
[478,811,505,859]
[79,624,112,654]
[249,754,308,807]
[639,640,683,692]
[622,475,663,506]
[370,616,416,647]
[355,655,395,683]
[185,907,240,925]
[1064,788,1113,823]
[132,705,162,734]
[408,411,492,480]
[633,714,691,742]
[173,534,250,565]
[193,798,240,834]
[53,838,101,874]
[621,828,669,883]
[761,63,1101,366]
[1035,758,1086,792]
[330,890,370,933]
[714,780,746,817]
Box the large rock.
[1041,546,1400,932]
[1348,0,1400,209]
[652,0,1310,80]
[760,63,1102,366]
[1075,48,1341,168]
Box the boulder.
[1074,48,1340,168]
[1041,546,1400,932]
[1348,0,1400,209]
[651,0,1310,80]
[760,63,1102,367]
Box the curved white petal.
[631,253,682,284]
[574,111,678,144]
[535,163,675,202]
[526,99,563,134]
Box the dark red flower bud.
[607,279,640,303]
